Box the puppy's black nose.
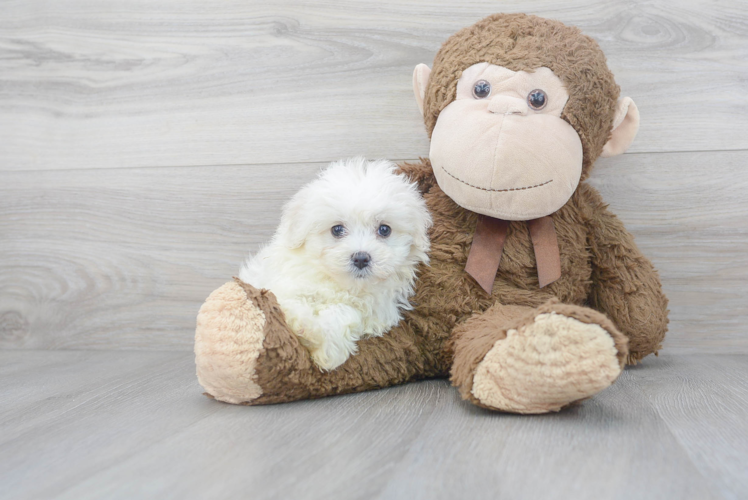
[351,252,371,270]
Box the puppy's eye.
[377,224,391,238]
[527,89,548,110]
[331,225,346,238]
[473,80,491,99]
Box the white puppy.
[239,157,432,371]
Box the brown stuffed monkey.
[194,13,669,413]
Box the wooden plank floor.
[0,352,746,500]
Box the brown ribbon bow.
[465,215,561,294]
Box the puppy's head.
[276,157,432,289]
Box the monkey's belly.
[411,187,593,336]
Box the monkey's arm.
[580,184,669,363]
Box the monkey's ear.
[412,64,431,116]
[601,97,640,158]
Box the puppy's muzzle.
[351,252,371,270]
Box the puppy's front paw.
[303,305,361,371]
[308,348,346,372]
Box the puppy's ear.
[276,186,316,249]
[407,189,433,263]
[412,209,432,261]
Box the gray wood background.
[2,2,748,499]
[1,0,747,353]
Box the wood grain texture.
[0,163,322,349]
[0,351,745,500]
[632,355,748,500]
[1,0,747,171]
[2,151,746,352]
[2,3,746,498]
[589,151,748,353]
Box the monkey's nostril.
[487,96,528,116]
[351,252,371,270]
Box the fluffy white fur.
[239,157,432,371]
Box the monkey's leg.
[195,279,426,405]
[450,299,629,413]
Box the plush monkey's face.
[428,62,583,220]
[413,15,640,221]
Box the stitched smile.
[439,165,553,192]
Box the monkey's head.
[413,14,639,220]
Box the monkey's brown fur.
[238,158,666,405]
[195,14,669,410]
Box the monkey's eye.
[331,225,346,238]
[527,89,548,110]
[472,80,491,99]
[377,224,392,238]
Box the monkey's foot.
[470,302,628,414]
